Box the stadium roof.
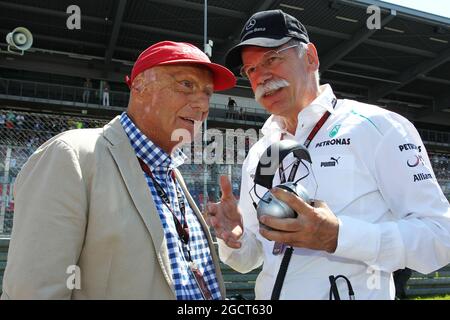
[0,0,449,125]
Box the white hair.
[287,39,320,86]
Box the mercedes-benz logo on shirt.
[407,154,424,167]
[246,19,256,30]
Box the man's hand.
[205,175,243,249]
[258,187,339,253]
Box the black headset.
[250,140,313,230]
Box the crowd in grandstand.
[431,152,450,180]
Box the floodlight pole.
[204,0,207,54]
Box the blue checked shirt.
[120,112,221,300]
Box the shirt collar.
[119,112,186,171]
[260,84,337,138]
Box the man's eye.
[205,88,213,97]
[265,56,280,66]
[179,80,194,89]
[246,66,256,75]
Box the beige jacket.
[1,116,225,299]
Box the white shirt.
[218,84,450,300]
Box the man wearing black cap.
[206,10,450,299]
[2,41,236,299]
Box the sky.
[381,0,450,18]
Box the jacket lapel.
[102,117,174,291]
[174,169,226,299]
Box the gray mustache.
[255,79,290,101]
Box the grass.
[411,294,450,300]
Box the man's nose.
[252,69,273,90]
[189,92,210,112]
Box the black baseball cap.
[225,9,309,72]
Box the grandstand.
[0,0,449,298]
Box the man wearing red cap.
[2,41,236,299]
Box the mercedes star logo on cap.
[246,18,256,30]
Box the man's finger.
[312,199,328,210]
[222,231,242,249]
[206,202,217,216]
[259,216,300,232]
[271,187,313,216]
[219,175,234,200]
[209,216,221,230]
[259,227,296,244]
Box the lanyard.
[137,158,213,300]
[272,98,338,298]
[279,98,337,183]
[137,158,189,247]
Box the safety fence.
[0,109,447,234]
[0,108,256,235]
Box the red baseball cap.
[125,41,236,91]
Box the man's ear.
[131,78,145,94]
[306,43,319,70]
